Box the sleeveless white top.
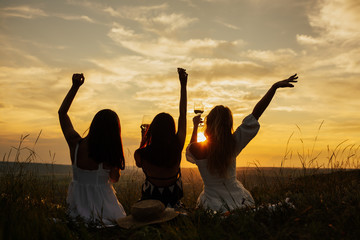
[66,143,126,225]
[186,114,260,212]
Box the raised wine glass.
[141,115,152,132]
[194,102,204,126]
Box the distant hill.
[0,162,140,176]
[0,161,336,179]
[0,162,72,176]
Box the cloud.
[188,58,272,81]
[296,34,325,46]
[141,13,197,35]
[103,4,197,36]
[245,49,297,64]
[103,4,168,19]
[108,23,245,59]
[298,0,360,47]
[309,0,360,42]
[0,6,48,19]
[0,44,43,67]
[214,19,241,30]
[55,14,95,23]
[270,106,304,112]
[293,0,360,108]
[0,4,95,23]
[108,23,142,40]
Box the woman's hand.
[193,115,201,127]
[109,167,120,183]
[273,73,298,89]
[252,73,299,120]
[190,115,201,143]
[141,124,149,136]
[72,73,85,88]
[177,68,188,86]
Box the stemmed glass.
[141,115,152,132]
[194,102,204,126]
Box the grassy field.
[1,135,360,239]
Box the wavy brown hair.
[205,105,235,178]
[88,109,125,170]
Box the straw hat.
[117,200,179,229]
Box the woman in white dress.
[186,74,298,213]
[59,73,126,225]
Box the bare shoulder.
[68,135,82,151]
[189,141,208,160]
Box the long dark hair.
[88,109,125,170]
[205,105,235,178]
[140,112,180,167]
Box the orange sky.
[0,0,359,168]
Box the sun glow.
[197,132,207,142]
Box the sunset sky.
[0,0,359,168]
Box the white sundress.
[186,114,260,213]
[66,143,126,225]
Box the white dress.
[66,144,126,225]
[186,114,260,213]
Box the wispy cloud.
[307,0,360,43]
[108,23,245,59]
[55,14,95,23]
[215,19,241,30]
[0,5,96,24]
[245,49,297,64]
[296,34,325,46]
[103,4,197,36]
[298,0,360,48]
[0,5,47,19]
[143,13,197,35]
[103,4,168,19]
[271,106,304,112]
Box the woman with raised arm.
[134,68,188,208]
[186,74,298,212]
[59,73,126,226]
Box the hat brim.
[117,208,179,229]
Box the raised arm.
[58,73,85,146]
[252,73,298,120]
[176,68,188,149]
[190,115,201,144]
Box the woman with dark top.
[134,68,188,208]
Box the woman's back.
[75,138,113,171]
[139,155,181,187]
[67,141,126,225]
[71,139,111,184]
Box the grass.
[1,133,360,239]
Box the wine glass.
[194,102,204,115]
[194,102,204,126]
[141,115,152,132]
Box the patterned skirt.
[141,176,183,208]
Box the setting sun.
[197,132,207,142]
